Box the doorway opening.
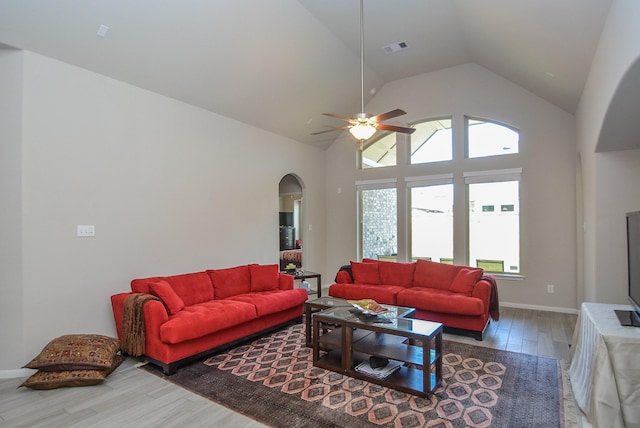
[279,174,304,272]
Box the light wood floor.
[0,306,578,428]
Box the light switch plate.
[77,225,95,237]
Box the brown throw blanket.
[121,293,160,356]
[482,275,500,321]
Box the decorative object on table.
[348,298,388,314]
[354,311,394,324]
[20,334,123,390]
[354,359,401,379]
[368,355,389,369]
[300,280,311,291]
[285,263,297,274]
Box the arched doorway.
[278,174,303,272]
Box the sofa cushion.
[397,288,485,316]
[132,272,213,307]
[351,261,381,285]
[328,283,404,305]
[413,259,460,290]
[249,264,280,292]
[207,265,251,299]
[378,260,416,287]
[227,289,308,317]
[449,268,484,296]
[159,300,258,344]
[148,280,185,314]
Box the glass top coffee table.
[312,304,442,397]
[304,297,415,346]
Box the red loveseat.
[111,264,308,374]
[329,259,498,340]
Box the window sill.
[489,273,524,281]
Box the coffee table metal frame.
[312,305,443,397]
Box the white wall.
[576,0,640,304]
[0,51,326,371]
[0,49,24,371]
[325,63,578,311]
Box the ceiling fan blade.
[322,113,354,123]
[311,125,351,135]
[376,123,416,134]
[371,108,406,123]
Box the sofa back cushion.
[249,264,280,292]
[131,271,213,307]
[378,260,416,287]
[351,261,381,285]
[413,259,461,290]
[449,268,484,296]
[207,265,252,299]
[148,280,186,315]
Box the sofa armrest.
[472,278,492,310]
[335,270,354,284]
[140,299,169,346]
[278,273,295,290]
[111,292,169,342]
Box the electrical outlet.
[547,284,555,294]
[77,225,95,237]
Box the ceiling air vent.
[383,41,409,54]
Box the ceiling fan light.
[349,123,376,141]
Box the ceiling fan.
[312,0,416,150]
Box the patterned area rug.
[143,323,570,427]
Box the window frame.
[356,178,398,261]
[405,174,455,263]
[408,116,453,165]
[464,168,522,274]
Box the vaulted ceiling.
[0,0,613,149]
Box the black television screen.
[617,211,640,326]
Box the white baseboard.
[501,301,579,315]
[0,368,34,379]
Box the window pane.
[467,118,519,158]
[362,133,397,169]
[410,118,452,164]
[411,184,453,263]
[468,181,520,273]
[360,188,397,260]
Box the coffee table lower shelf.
[315,349,438,396]
[312,316,442,397]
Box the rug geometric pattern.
[145,323,566,427]
[205,324,500,427]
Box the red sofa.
[329,259,498,340]
[111,264,308,374]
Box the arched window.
[410,118,452,164]
[466,117,519,158]
[361,132,397,169]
